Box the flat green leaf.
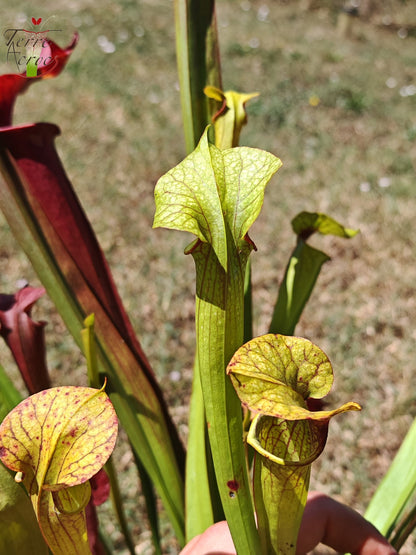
[174,0,222,153]
[185,360,217,541]
[227,334,361,420]
[291,211,358,239]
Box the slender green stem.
[82,316,137,555]
[82,314,100,388]
[174,0,222,152]
[185,357,213,540]
[97,528,113,555]
[243,258,253,344]
[105,459,137,555]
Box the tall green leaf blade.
[176,5,224,532]
[365,418,416,540]
[189,237,259,553]
[82,315,138,555]
[132,452,162,555]
[243,257,253,343]
[174,0,222,153]
[185,360,215,541]
[184,87,261,536]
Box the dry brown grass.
[0,1,415,553]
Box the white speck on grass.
[378,177,391,188]
[360,182,371,192]
[97,35,116,53]
[249,37,260,48]
[400,85,416,97]
[16,13,27,25]
[240,1,251,11]
[169,371,181,382]
[386,77,397,89]
[257,5,270,22]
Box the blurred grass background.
[0,0,415,553]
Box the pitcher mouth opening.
[247,414,329,467]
